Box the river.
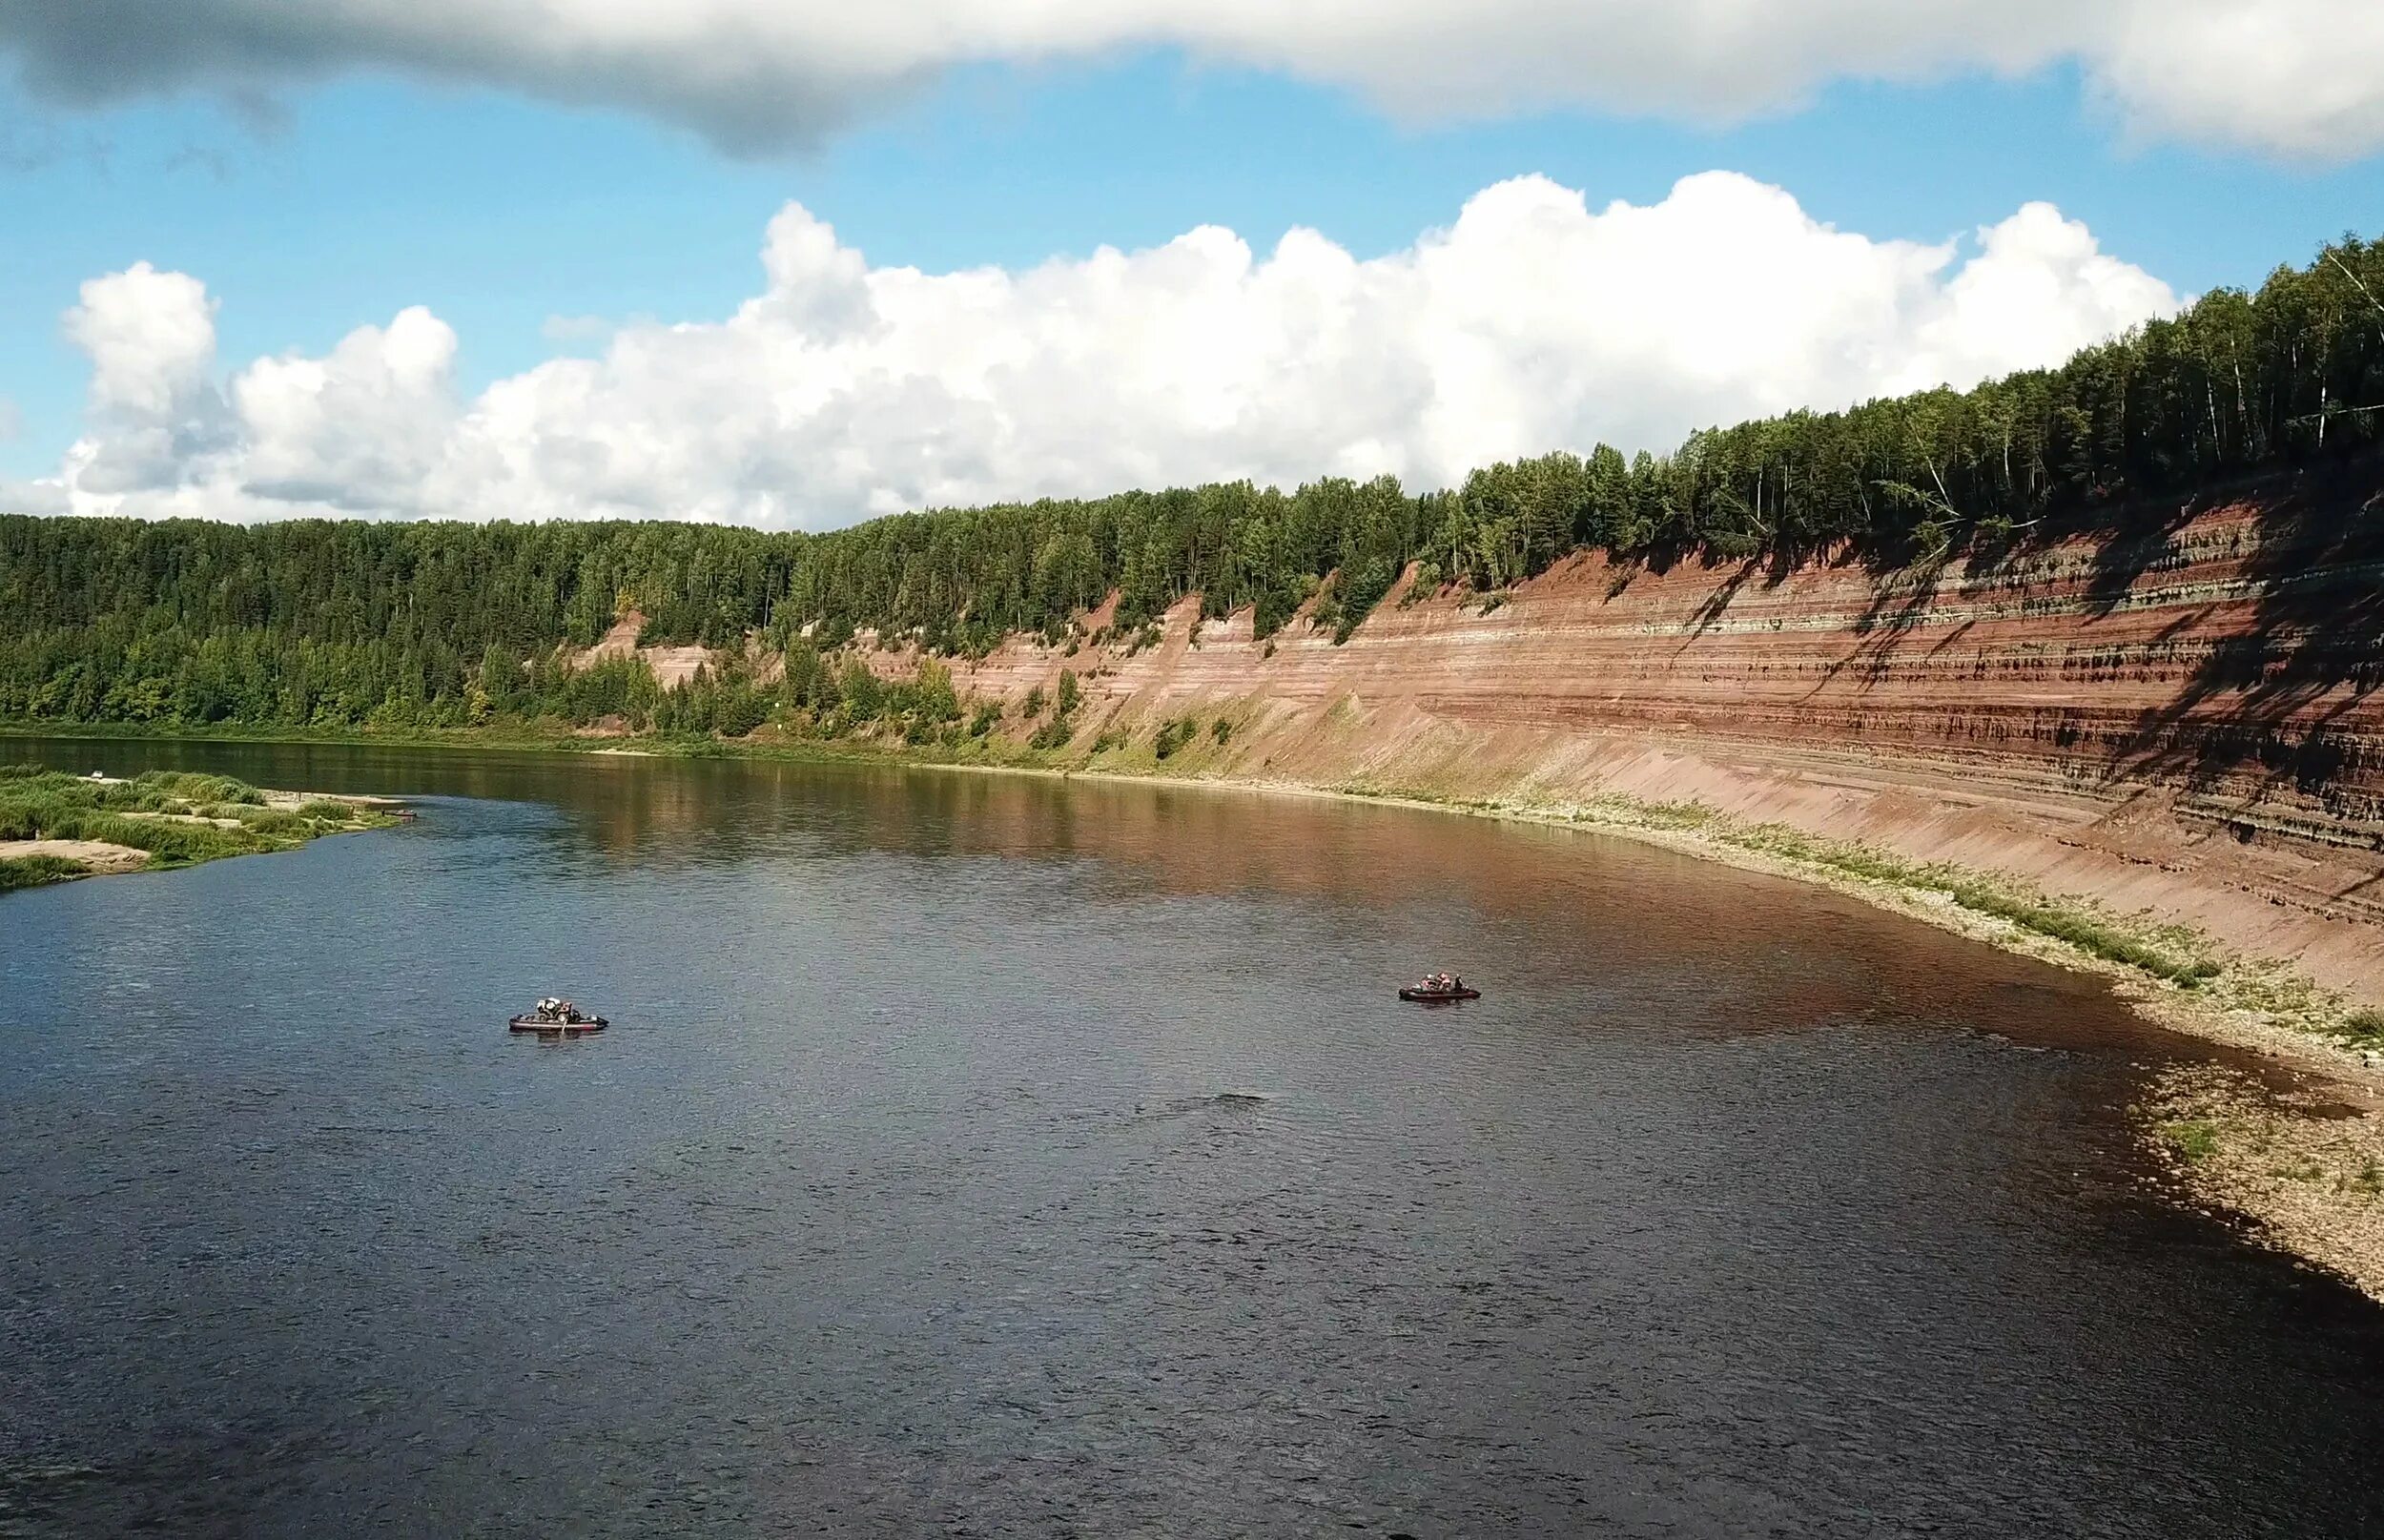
[3,739,2381,1537]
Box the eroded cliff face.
[572,613,787,689]
[869,472,2384,997]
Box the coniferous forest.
[3,234,2381,735]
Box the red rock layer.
[874,474,2384,999]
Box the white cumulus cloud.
[3,0,2381,160]
[23,172,2181,528]
[234,306,459,511]
[59,261,232,498]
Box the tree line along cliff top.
[0,233,2379,731]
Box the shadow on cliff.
[1780,462,2384,737]
[2099,461,2384,807]
[1800,532,1966,690]
[1680,557,1761,641]
[2074,497,2211,620]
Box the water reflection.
[0,737,2232,1056]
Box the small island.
[0,765,401,891]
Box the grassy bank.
[1716,822,2224,987]
[0,852,90,891]
[1518,790,2366,1049]
[0,764,400,890]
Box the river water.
[3,740,2381,1538]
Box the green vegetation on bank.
[1720,822,2224,986]
[1322,771,2384,1049]
[0,852,87,891]
[1561,792,2384,1052]
[0,765,396,890]
[2162,1118,2224,1163]
[3,234,2380,738]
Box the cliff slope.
[894,471,2384,998]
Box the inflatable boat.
[508,1013,607,1034]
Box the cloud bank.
[4,0,2380,160]
[25,172,2180,529]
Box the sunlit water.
[4,740,2382,1538]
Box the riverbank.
[1108,767,2384,1302]
[10,717,2384,1300]
[0,765,401,891]
[1307,776,2384,1303]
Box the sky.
[4,1,2383,528]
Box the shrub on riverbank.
[0,766,389,872]
[0,853,89,890]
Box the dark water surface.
[5,740,2383,1538]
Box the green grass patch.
[2337,1009,2384,1048]
[222,807,309,836]
[0,765,393,882]
[2163,1119,2222,1163]
[1723,821,2219,987]
[1941,879,2221,986]
[0,853,93,890]
[55,810,268,864]
[1569,794,1718,832]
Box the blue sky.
[6,14,2383,523]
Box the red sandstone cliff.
[863,470,2384,999]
